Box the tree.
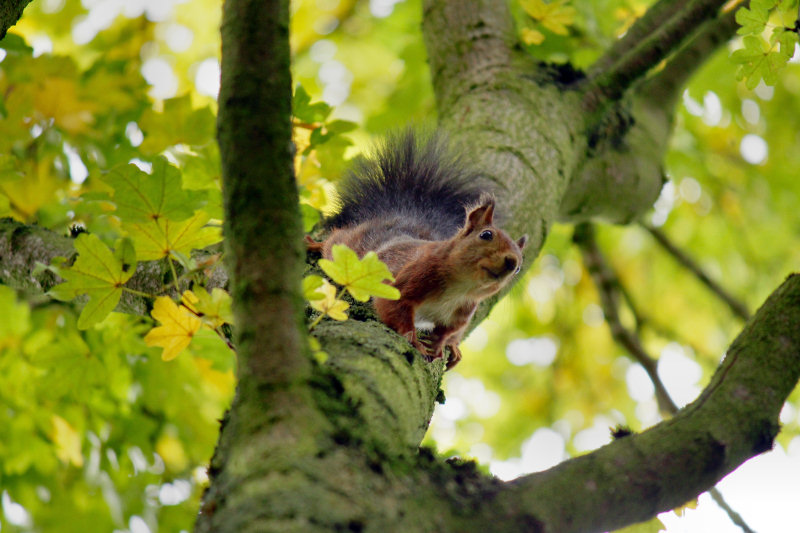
[1,0,799,532]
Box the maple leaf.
[181,287,234,329]
[49,233,136,329]
[520,0,576,36]
[105,157,206,223]
[126,210,222,261]
[309,278,350,321]
[318,244,400,302]
[144,296,203,361]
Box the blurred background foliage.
[1,0,799,531]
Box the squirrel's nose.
[504,255,518,274]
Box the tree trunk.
[2,0,798,531]
[193,0,800,532]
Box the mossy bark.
[3,0,798,531]
[0,0,31,40]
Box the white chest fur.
[414,279,476,330]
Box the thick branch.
[196,0,333,531]
[584,0,728,108]
[422,0,584,254]
[561,5,739,223]
[588,0,691,79]
[0,218,225,316]
[638,8,739,109]
[217,0,310,385]
[0,0,31,40]
[484,274,800,533]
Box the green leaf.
[48,234,135,329]
[126,210,222,261]
[293,84,332,123]
[0,285,31,342]
[138,95,216,153]
[0,33,33,55]
[318,244,400,302]
[105,157,206,223]
[303,275,325,300]
[775,28,798,59]
[114,237,137,274]
[300,202,321,232]
[736,3,770,35]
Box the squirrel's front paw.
[402,331,429,356]
[445,344,462,369]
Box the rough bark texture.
[0,217,226,315]
[0,0,31,40]
[194,0,329,531]
[4,0,799,531]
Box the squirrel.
[307,131,527,368]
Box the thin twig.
[642,223,750,321]
[710,488,757,533]
[574,222,757,533]
[573,222,677,415]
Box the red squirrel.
[307,131,527,368]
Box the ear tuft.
[463,196,496,234]
[517,234,528,250]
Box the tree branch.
[643,223,750,321]
[638,7,739,109]
[0,217,226,316]
[485,273,800,533]
[562,5,739,223]
[217,0,310,386]
[573,222,678,414]
[196,0,334,530]
[588,0,691,79]
[574,222,756,533]
[0,0,32,40]
[583,0,730,109]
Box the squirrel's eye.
[479,230,493,241]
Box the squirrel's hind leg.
[375,298,428,355]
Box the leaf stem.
[168,254,180,291]
[122,287,156,299]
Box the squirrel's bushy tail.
[325,130,487,239]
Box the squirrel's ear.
[517,234,528,250]
[464,200,495,233]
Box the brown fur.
[310,197,526,369]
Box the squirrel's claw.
[445,344,462,369]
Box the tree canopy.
[1,0,799,532]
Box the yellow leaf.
[319,244,400,302]
[521,27,546,45]
[519,0,576,35]
[310,279,350,321]
[34,78,95,134]
[194,357,236,396]
[51,415,83,467]
[181,287,233,328]
[145,296,202,361]
[156,433,188,472]
[0,158,63,221]
[127,210,223,261]
[673,498,699,516]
